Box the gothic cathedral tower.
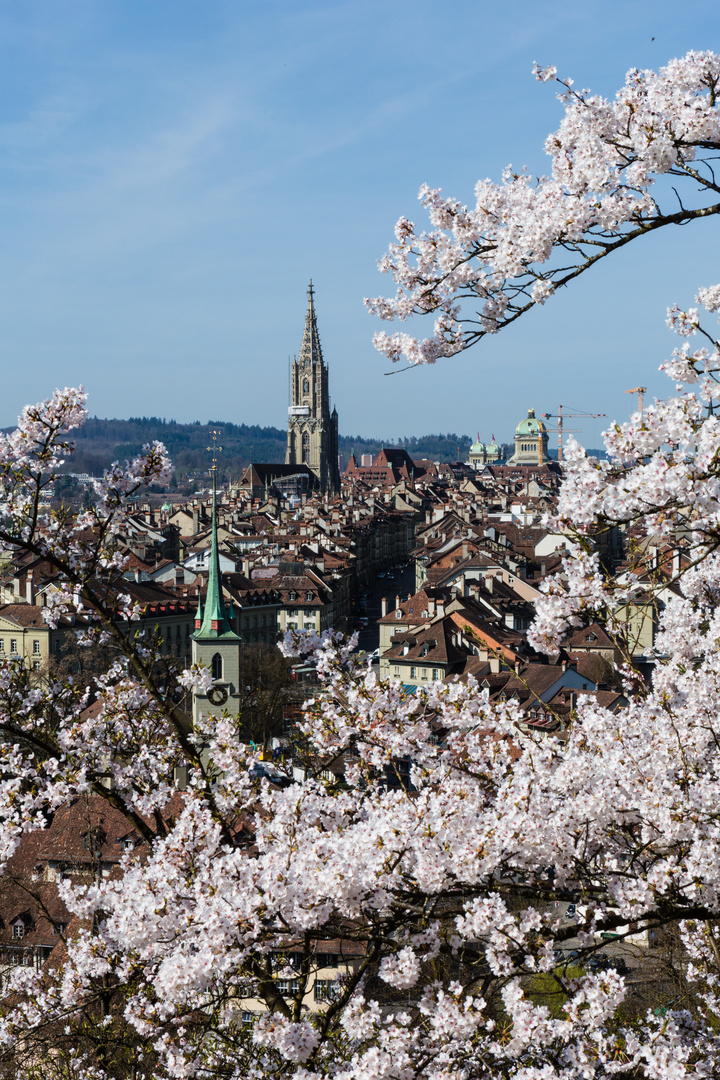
[286,283,340,495]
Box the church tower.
[286,283,340,495]
[191,438,242,724]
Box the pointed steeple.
[298,280,324,368]
[193,438,239,642]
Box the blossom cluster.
[367,51,720,366]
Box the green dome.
[469,440,485,454]
[486,442,499,454]
[515,408,546,436]
[162,500,174,512]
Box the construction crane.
[625,386,647,418]
[542,404,607,463]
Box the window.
[253,616,258,628]
[301,432,310,463]
[211,653,223,680]
[261,615,266,628]
[10,639,17,655]
[0,640,4,653]
[316,953,338,968]
[314,979,338,1002]
[278,978,299,997]
[432,668,439,680]
[395,610,402,619]
[32,661,40,672]
[289,591,297,602]
[32,640,40,655]
[303,379,309,395]
[82,827,106,851]
[306,592,313,602]
[410,666,416,679]
[11,923,24,940]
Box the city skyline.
[0,1,717,448]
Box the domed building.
[467,435,503,471]
[507,408,549,465]
[468,437,486,470]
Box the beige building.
[507,408,550,465]
[0,605,71,672]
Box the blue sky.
[0,0,718,448]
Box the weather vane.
[207,429,223,481]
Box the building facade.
[286,283,340,495]
[507,408,550,465]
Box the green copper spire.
[193,431,239,642]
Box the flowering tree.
[2,53,720,1080]
[367,51,720,367]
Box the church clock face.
[208,685,229,706]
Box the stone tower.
[191,461,242,724]
[286,283,340,495]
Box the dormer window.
[306,592,313,602]
[289,591,297,602]
[395,610,402,619]
[82,827,107,851]
[11,922,24,940]
[421,610,428,618]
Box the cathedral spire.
[299,279,324,367]
[194,431,238,641]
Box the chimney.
[134,568,142,583]
[486,575,494,593]
[192,508,199,534]
[25,572,34,605]
[436,599,445,617]
[175,566,184,586]
[395,594,401,611]
[381,597,388,617]
[428,597,436,618]
[242,558,250,578]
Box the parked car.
[587,954,629,974]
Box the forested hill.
[52,417,477,483]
